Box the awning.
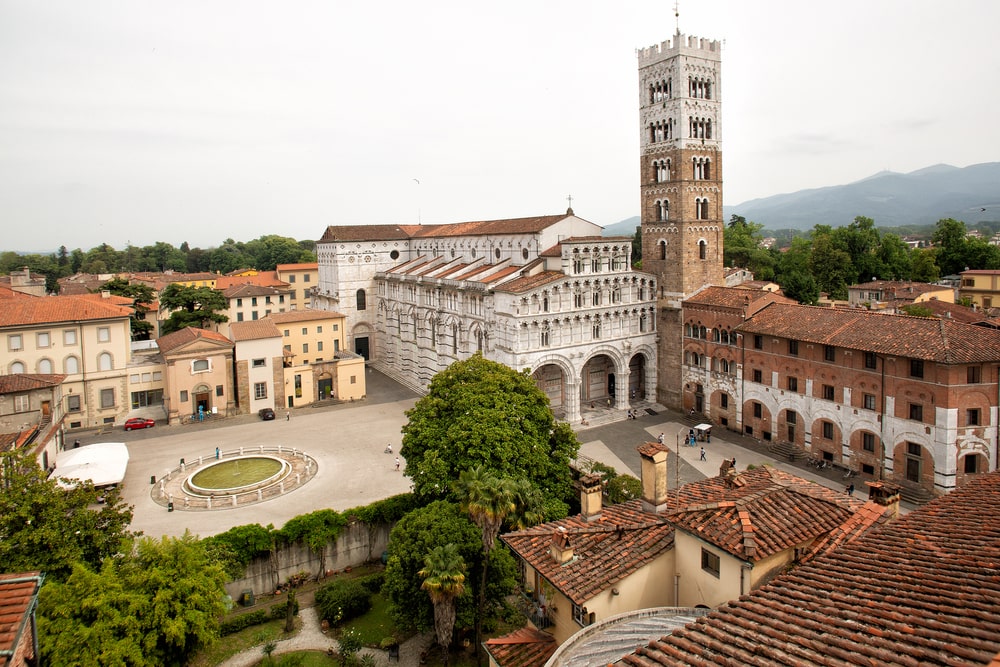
[53,442,129,488]
[694,423,713,432]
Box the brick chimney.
[637,441,670,513]
[579,473,603,522]
[866,480,901,518]
[550,527,573,564]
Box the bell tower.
[638,30,724,409]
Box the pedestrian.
[706,430,711,443]
[657,432,664,444]
[285,410,290,421]
[846,483,855,496]
[385,443,392,454]
[731,456,737,468]
[215,447,220,460]
[607,397,612,408]
[73,439,81,449]
[700,447,706,461]
[394,457,400,471]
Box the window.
[302,328,308,335]
[786,411,797,424]
[316,326,323,333]
[753,402,762,418]
[97,327,110,342]
[540,330,550,347]
[822,384,835,401]
[38,359,53,374]
[752,369,763,383]
[8,334,22,351]
[824,345,835,362]
[64,330,77,345]
[863,393,876,410]
[131,389,163,408]
[216,385,224,397]
[967,408,981,426]
[965,455,979,474]
[37,332,50,348]
[968,366,982,383]
[592,323,601,339]
[99,352,113,371]
[288,274,296,283]
[356,289,367,311]
[100,388,115,408]
[701,548,720,577]
[822,421,834,439]
[317,341,324,352]
[720,393,729,409]
[237,312,244,322]
[909,403,923,421]
[304,274,311,282]
[180,390,188,402]
[788,340,798,356]
[907,442,922,457]
[14,395,29,412]
[592,290,601,306]
[862,432,876,452]
[193,359,209,372]
[754,335,763,350]
[67,395,81,412]
[251,297,258,307]
[251,311,259,320]
[302,343,309,353]
[252,358,266,368]
[787,377,798,392]
[698,240,707,260]
[10,361,25,374]
[864,352,877,369]
[910,359,924,378]
[254,382,268,400]
[237,298,243,307]
[333,324,339,331]
[572,603,589,627]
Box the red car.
[123,417,155,431]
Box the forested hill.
[722,162,1000,231]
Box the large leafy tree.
[38,531,228,666]
[158,283,229,334]
[724,214,775,279]
[101,277,156,340]
[0,448,136,582]
[400,354,579,511]
[419,543,467,666]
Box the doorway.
[355,336,370,360]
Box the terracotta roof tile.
[683,286,795,311]
[319,214,575,244]
[0,572,42,659]
[619,471,1000,666]
[156,327,233,354]
[0,374,66,394]
[215,273,289,290]
[276,263,318,271]
[737,302,1000,363]
[494,271,566,294]
[229,320,282,342]
[484,627,557,666]
[0,295,133,327]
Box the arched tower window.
[659,240,667,260]
[699,240,707,260]
[356,289,367,311]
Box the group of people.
[626,409,638,420]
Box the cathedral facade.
[312,212,658,423]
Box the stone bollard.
[259,445,264,453]
[278,444,283,453]
[296,473,301,485]
[184,497,190,508]
[239,447,244,456]
[279,482,285,494]
[207,496,212,509]
[232,495,237,507]
[257,489,263,501]
[198,456,203,466]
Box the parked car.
[123,417,155,431]
[258,407,276,421]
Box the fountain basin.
[184,456,290,497]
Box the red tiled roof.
[0,374,66,394]
[319,214,575,244]
[620,471,1000,667]
[215,272,289,290]
[484,627,557,666]
[220,283,290,298]
[276,263,318,271]
[0,572,42,661]
[0,295,133,327]
[961,269,1000,275]
[229,320,282,342]
[737,302,1000,363]
[684,286,794,311]
[904,298,987,324]
[494,271,565,294]
[156,327,233,354]
[318,225,415,243]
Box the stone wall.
[224,520,392,600]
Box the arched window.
[356,289,367,311]
[192,359,209,372]
[98,352,113,371]
[699,240,707,260]
[65,356,80,374]
[10,361,25,374]
[659,240,667,260]
[38,358,53,374]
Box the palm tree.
[454,467,518,665]
[419,543,467,667]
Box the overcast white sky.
[1,0,998,253]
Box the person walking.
[394,457,401,471]
[657,432,664,444]
[700,446,707,461]
[285,410,290,421]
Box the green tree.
[724,214,775,279]
[781,269,820,305]
[38,531,228,666]
[419,543,467,666]
[0,448,136,582]
[383,501,479,634]
[875,233,913,280]
[158,283,229,334]
[910,248,941,283]
[809,231,853,300]
[101,277,156,340]
[400,354,579,509]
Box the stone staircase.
[367,361,427,397]
[767,440,806,462]
[897,479,936,505]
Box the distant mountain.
[602,216,640,237]
[722,162,1000,231]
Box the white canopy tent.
[53,442,130,488]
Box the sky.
[1,1,998,253]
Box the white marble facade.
[312,213,658,422]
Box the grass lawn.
[336,593,412,647]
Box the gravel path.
[216,605,434,667]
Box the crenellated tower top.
[637,34,722,67]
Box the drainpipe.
[674,573,680,607]
[878,354,886,481]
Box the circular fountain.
[184,456,290,497]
